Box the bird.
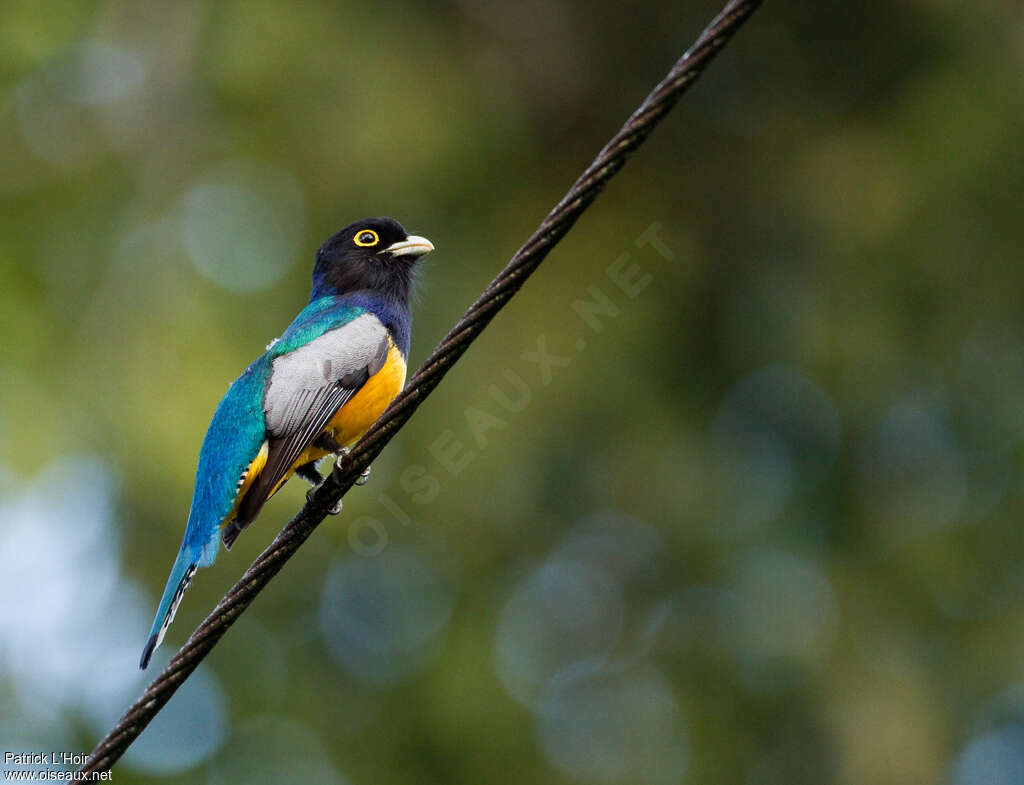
[139,217,434,669]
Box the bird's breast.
[275,339,407,487]
[327,341,407,446]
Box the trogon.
[140,217,433,669]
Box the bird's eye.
[354,229,379,247]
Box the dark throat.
[309,261,416,357]
[311,257,416,306]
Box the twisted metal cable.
[80,0,763,773]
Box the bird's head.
[311,217,434,302]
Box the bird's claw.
[332,447,370,486]
[302,447,360,513]
[306,484,343,515]
[333,447,351,472]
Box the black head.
[311,217,433,302]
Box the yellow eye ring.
[354,229,379,247]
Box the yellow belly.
[292,341,407,468]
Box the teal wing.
[140,296,366,668]
[232,311,389,538]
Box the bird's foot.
[301,446,364,514]
[332,446,351,470]
[331,447,370,485]
[306,447,351,515]
[306,483,343,515]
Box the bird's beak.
[384,235,434,258]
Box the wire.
[79,0,764,773]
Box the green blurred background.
[3,1,1024,783]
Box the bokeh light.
[179,160,306,293]
[858,394,967,545]
[711,366,840,537]
[950,728,1024,785]
[495,557,625,707]
[122,665,227,776]
[319,546,453,687]
[536,660,688,785]
[0,456,147,725]
[207,715,348,785]
[721,548,838,690]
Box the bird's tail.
[140,548,198,669]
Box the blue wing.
[140,296,365,668]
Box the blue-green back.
[185,297,365,565]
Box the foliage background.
[3,1,1024,783]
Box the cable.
[80,0,764,773]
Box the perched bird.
[140,217,433,669]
